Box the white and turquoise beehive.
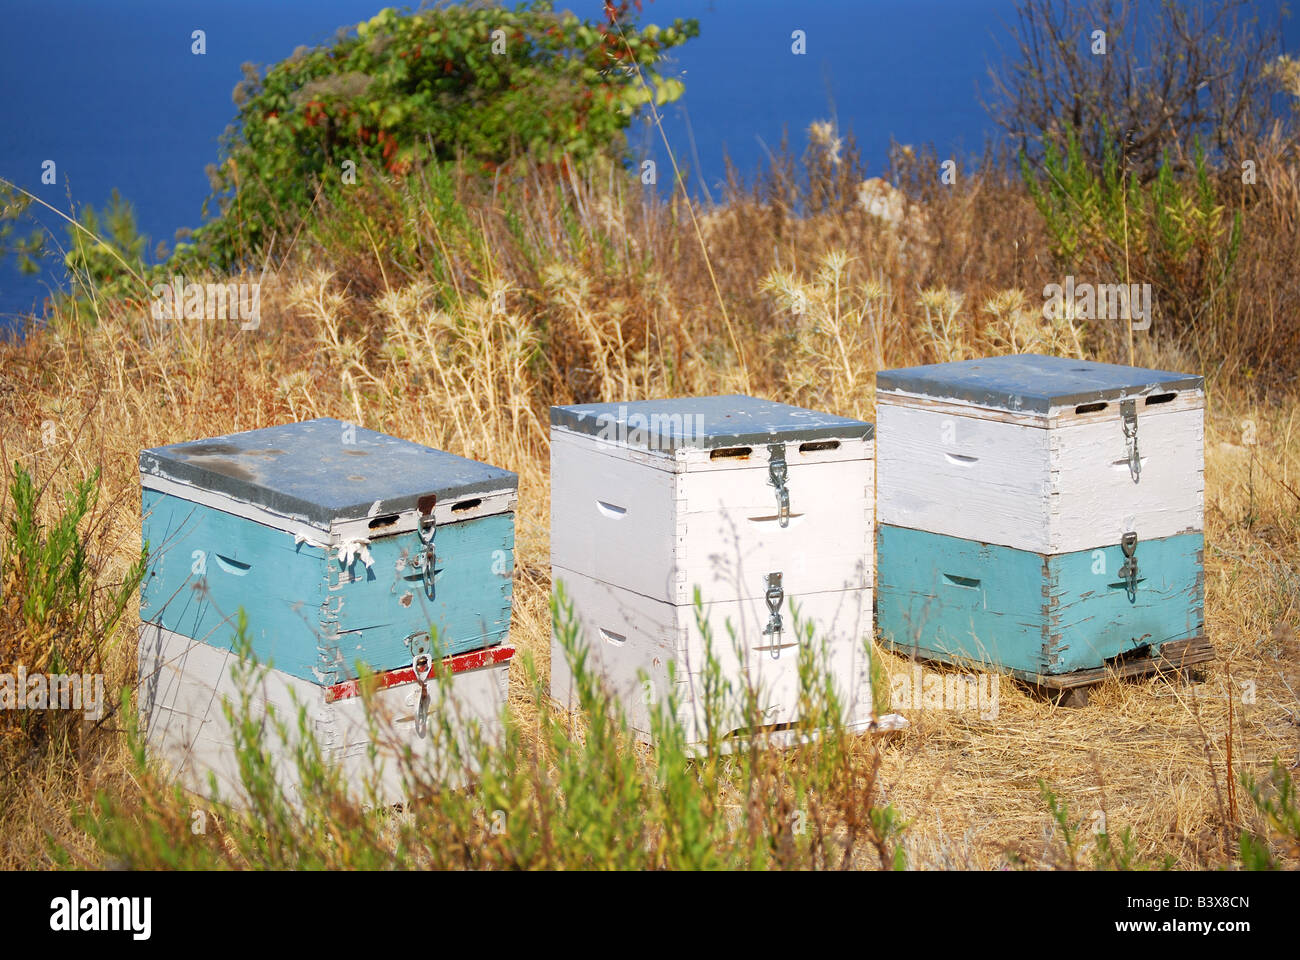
[136,418,518,802]
[875,354,1205,678]
[549,395,878,748]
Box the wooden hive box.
[137,418,518,801]
[875,353,1205,677]
[549,395,876,747]
[138,624,513,806]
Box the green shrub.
[186,1,697,272]
[1021,128,1242,355]
[1,463,146,816]
[70,586,905,870]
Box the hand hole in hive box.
[451,498,482,512]
[1074,401,1108,414]
[215,555,251,576]
[709,446,752,460]
[599,627,627,646]
[1144,392,1177,405]
[368,514,399,530]
[798,440,840,454]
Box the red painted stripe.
[325,645,515,704]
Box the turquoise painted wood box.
[876,525,1204,675]
[875,354,1206,677]
[139,419,518,684]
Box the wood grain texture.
[550,566,874,748]
[138,623,509,806]
[876,400,1202,553]
[876,524,1204,675]
[141,473,517,542]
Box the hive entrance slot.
[451,498,482,512]
[1144,392,1176,405]
[368,514,399,530]
[1075,401,1108,414]
[798,440,840,454]
[710,446,753,460]
[943,574,981,589]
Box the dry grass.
[0,145,1297,868]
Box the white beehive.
[549,395,876,747]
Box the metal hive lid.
[139,418,517,528]
[875,354,1203,414]
[551,394,873,454]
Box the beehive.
[549,395,876,747]
[875,353,1205,676]
[136,418,518,801]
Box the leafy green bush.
[1021,129,1241,354]
[187,1,697,272]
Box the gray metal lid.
[140,418,517,527]
[876,354,1203,413]
[551,394,873,453]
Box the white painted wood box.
[139,623,512,806]
[549,395,877,747]
[876,353,1204,554]
[875,354,1206,677]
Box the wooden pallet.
[890,637,1215,708]
[1018,637,1216,706]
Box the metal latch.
[411,514,436,599]
[1121,399,1141,483]
[406,633,435,738]
[762,571,784,660]
[1118,531,1139,603]
[767,444,791,527]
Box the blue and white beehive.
[875,353,1205,678]
[136,418,518,802]
[549,395,877,747]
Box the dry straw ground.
[0,145,1297,868]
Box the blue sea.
[0,0,1291,327]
